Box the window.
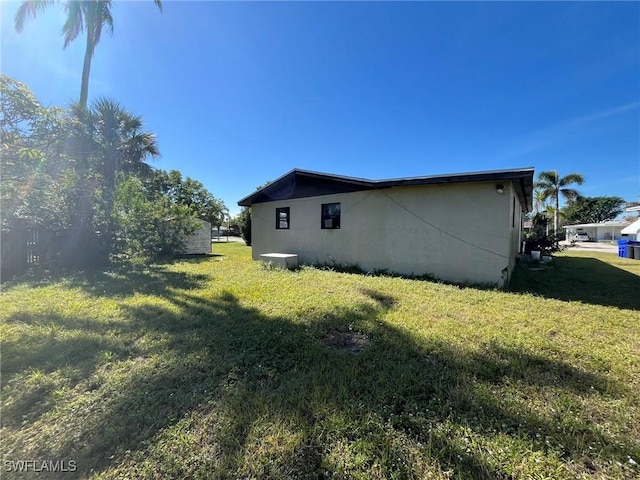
[321,202,341,229]
[276,207,290,229]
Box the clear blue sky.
[2,1,639,216]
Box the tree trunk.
[80,32,94,108]
[555,192,560,245]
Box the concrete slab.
[260,253,299,269]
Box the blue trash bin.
[617,239,629,258]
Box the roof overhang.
[563,222,629,229]
[238,167,535,211]
[621,219,640,235]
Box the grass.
[1,244,639,479]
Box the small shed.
[184,218,211,254]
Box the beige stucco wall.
[251,181,524,286]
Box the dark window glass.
[276,207,290,229]
[321,203,341,229]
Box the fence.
[1,226,41,277]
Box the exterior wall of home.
[251,180,522,286]
[506,183,524,282]
[594,226,624,241]
[184,219,211,254]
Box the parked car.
[573,232,591,241]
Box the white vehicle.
[573,232,591,242]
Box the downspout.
[518,210,523,253]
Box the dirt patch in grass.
[323,331,370,354]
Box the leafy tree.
[112,170,224,260]
[563,196,626,224]
[535,170,585,236]
[523,212,561,255]
[147,170,225,226]
[111,175,197,260]
[238,207,252,246]
[15,0,162,107]
[1,74,50,139]
[1,76,117,272]
[1,75,222,272]
[2,77,74,261]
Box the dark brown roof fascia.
[238,167,535,211]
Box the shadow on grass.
[0,259,212,299]
[3,284,637,479]
[510,256,640,310]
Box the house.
[621,219,640,241]
[563,221,629,242]
[621,205,640,241]
[238,167,534,286]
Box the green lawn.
[2,244,639,479]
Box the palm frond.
[101,1,114,34]
[560,188,581,203]
[62,1,84,48]
[535,170,559,186]
[539,190,554,201]
[119,113,144,134]
[89,0,114,47]
[558,173,584,187]
[92,97,124,118]
[15,0,55,32]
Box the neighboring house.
[621,219,640,241]
[184,218,211,254]
[563,221,629,242]
[238,167,534,286]
[621,205,640,240]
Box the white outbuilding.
[183,218,212,255]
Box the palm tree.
[65,98,159,261]
[533,188,548,214]
[15,0,162,107]
[79,98,159,221]
[535,170,584,237]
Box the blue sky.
[2,1,639,216]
